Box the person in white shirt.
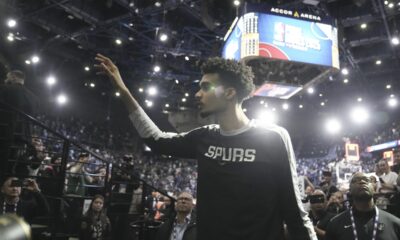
[377,160,398,194]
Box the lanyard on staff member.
[2,201,18,214]
[349,206,379,240]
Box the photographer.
[0,177,50,224]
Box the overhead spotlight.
[146,100,153,107]
[260,100,265,104]
[129,2,134,7]
[148,86,158,96]
[272,108,276,112]
[165,103,170,108]
[56,94,68,105]
[388,98,398,107]
[388,2,394,8]
[7,34,14,42]
[233,0,240,6]
[257,110,278,124]
[138,88,144,92]
[299,104,303,109]
[115,38,122,45]
[185,93,189,97]
[159,33,168,42]
[341,68,349,75]
[320,102,325,106]
[282,103,289,110]
[360,23,367,29]
[391,37,399,45]
[243,108,247,112]
[357,97,363,102]
[376,60,382,65]
[129,23,134,27]
[84,66,90,71]
[350,107,369,124]
[31,55,40,64]
[155,1,162,7]
[25,60,31,65]
[46,76,56,86]
[185,56,190,61]
[7,19,17,28]
[175,79,179,84]
[390,94,395,98]
[384,0,388,5]
[90,83,95,88]
[386,84,392,89]
[153,65,161,72]
[115,92,121,97]
[319,93,323,97]
[128,37,134,41]
[343,79,349,84]
[325,118,341,134]
[182,98,187,102]
[307,87,314,94]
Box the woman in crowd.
[80,194,111,240]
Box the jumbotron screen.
[222,8,339,69]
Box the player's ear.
[224,87,236,100]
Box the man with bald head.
[326,172,400,240]
[156,192,196,240]
[308,189,335,240]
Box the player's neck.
[5,196,19,204]
[217,104,249,132]
[353,198,374,212]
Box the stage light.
[389,2,394,8]
[84,66,90,71]
[129,2,134,7]
[185,93,189,97]
[341,68,349,75]
[386,84,391,89]
[390,94,395,98]
[25,60,31,65]
[146,100,153,107]
[392,37,399,45]
[343,79,349,84]
[357,97,363,102]
[320,102,325,106]
[31,55,40,64]
[148,86,157,96]
[388,98,398,107]
[307,87,314,94]
[7,19,17,28]
[243,108,247,112]
[154,65,161,72]
[384,1,388,5]
[115,92,120,97]
[115,38,122,45]
[319,93,323,97]
[182,98,187,102]
[325,118,341,134]
[155,1,161,7]
[299,104,303,109]
[360,23,367,29]
[376,60,382,65]
[57,94,68,105]
[185,56,190,61]
[350,107,369,124]
[90,83,95,88]
[7,34,14,42]
[233,0,240,6]
[257,110,278,124]
[138,88,144,92]
[260,100,265,104]
[175,79,179,84]
[165,103,170,108]
[46,76,56,86]
[159,33,168,42]
[282,103,289,110]
[264,103,268,108]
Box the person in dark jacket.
[156,192,196,240]
[80,194,111,240]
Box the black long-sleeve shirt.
[129,109,316,240]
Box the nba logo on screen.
[274,22,285,42]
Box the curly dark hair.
[200,57,255,102]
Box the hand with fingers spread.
[94,53,127,91]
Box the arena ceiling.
[0,0,399,129]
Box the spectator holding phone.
[308,190,336,240]
[0,177,50,224]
